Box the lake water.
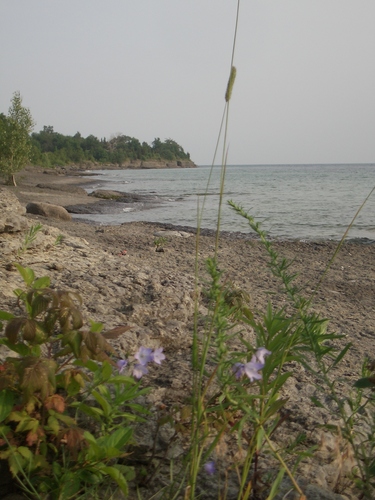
[75,164,375,242]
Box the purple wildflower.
[254,347,272,365]
[133,364,148,379]
[152,347,165,365]
[204,461,216,475]
[116,359,128,374]
[232,362,246,380]
[134,346,153,366]
[244,360,264,382]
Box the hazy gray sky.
[1,1,375,165]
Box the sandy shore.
[1,166,375,498]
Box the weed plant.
[154,236,168,252]
[0,263,164,499]
[18,223,43,256]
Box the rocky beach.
[0,166,374,499]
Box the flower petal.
[116,359,128,374]
[232,362,245,379]
[133,364,148,379]
[254,347,272,365]
[134,346,153,366]
[244,361,264,382]
[152,347,165,365]
[204,461,216,475]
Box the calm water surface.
[75,164,375,242]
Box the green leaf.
[82,430,97,445]
[310,396,326,409]
[266,372,291,393]
[30,344,41,357]
[105,427,133,450]
[30,293,50,318]
[32,454,49,472]
[52,461,62,477]
[329,343,352,370]
[8,450,24,476]
[59,472,81,498]
[82,436,102,461]
[62,330,82,358]
[101,361,113,380]
[0,311,15,321]
[74,359,99,372]
[66,378,82,397]
[22,319,36,341]
[0,339,31,356]
[5,317,26,343]
[256,427,265,450]
[17,446,33,460]
[33,276,50,289]
[92,390,111,418]
[98,446,123,459]
[54,413,76,426]
[13,288,25,299]
[76,403,104,421]
[15,416,39,433]
[14,263,35,286]
[100,465,128,496]
[354,377,375,389]
[108,375,137,385]
[264,398,288,420]
[47,415,60,434]
[111,411,143,422]
[89,320,104,333]
[113,463,136,481]
[267,468,286,499]
[0,389,15,422]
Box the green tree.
[0,91,35,186]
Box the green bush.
[0,263,152,499]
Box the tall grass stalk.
[188,1,241,496]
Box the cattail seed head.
[225,66,237,102]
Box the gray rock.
[153,230,192,238]
[273,477,347,500]
[89,189,124,200]
[0,189,27,233]
[0,214,28,233]
[36,183,87,195]
[26,201,72,221]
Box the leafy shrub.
[0,263,153,499]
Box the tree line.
[31,127,191,168]
[0,92,192,186]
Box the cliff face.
[115,159,196,169]
[48,159,197,172]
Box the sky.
[1,0,375,166]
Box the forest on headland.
[29,126,193,168]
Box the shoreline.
[12,165,374,245]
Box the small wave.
[347,237,375,245]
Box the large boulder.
[36,183,87,195]
[89,189,123,200]
[26,202,72,221]
[0,188,28,233]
